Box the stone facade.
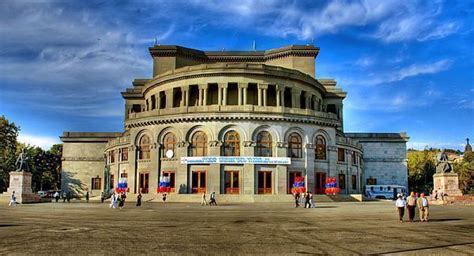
[60,45,409,198]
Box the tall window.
[163,133,176,154]
[351,175,357,190]
[191,131,207,156]
[338,174,345,190]
[91,177,101,190]
[352,151,357,165]
[337,148,345,162]
[288,132,302,158]
[255,131,272,157]
[110,150,115,163]
[315,135,326,160]
[139,135,151,160]
[121,148,128,161]
[223,131,240,156]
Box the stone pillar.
[128,145,137,194]
[238,86,242,105]
[257,88,262,106]
[291,89,302,109]
[277,85,285,107]
[218,85,222,106]
[181,86,188,107]
[275,142,288,194]
[208,141,222,193]
[327,146,338,178]
[155,93,160,109]
[7,171,36,203]
[198,87,203,106]
[176,142,189,194]
[305,143,315,193]
[242,141,255,194]
[242,84,248,105]
[306,96,312,109]
[165,90,173,109]
[149,143,159,195]
[221,83,228,106]
[202,84,208,106]
[258,84,268,107]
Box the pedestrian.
[294,193,300,207]
[85,191,89,203]
[162,193,167,203]
[209,192,217,206]
[136,192,142,207]
[119,192,126,209]
[66,192,71,203]
[305,192,311,208]
[309,191,315,208]
[109,193,116,208]
[100,192,105,203]
[54,191,59,203]
[9,191,16,207]
[417,193,429,222]
[201,192,207,206]
[62,192,67,203]
[395,194,406,223]
[406,192,417,222]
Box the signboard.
[181,156,291,165]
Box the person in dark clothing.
[66,192,71,203]
[119,193,126,209]
[62,192,67,203]
[100,192,105,203]
[406,192,417,222]
[162,193,167,203]
[136,192,142,207]
[305,192,311,208]
[85,191,89,203]
[294,193,300,207]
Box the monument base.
[6,171,40,203]
[433,172,463,197]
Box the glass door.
[257,171,272,194]
[224,171,239,194]
[192,171,206,193]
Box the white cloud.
[18,134,60,150]
[396,59,452,81]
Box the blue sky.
[0,0,473,150]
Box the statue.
[15,149,29,172]
[435,149,452,173]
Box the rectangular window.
[338,174,345,190]
[110,175,114,189]
[121,148,128,161]
[192,171,206,194]
[110,150,115,163]
[366,178,376,185]
[352,151,357,165]
[91,177,101,190]
[338,148,345,162]
[224,171,239,194]
[139,173,149,194]
[351,175,357,190]
[288,172,302,194]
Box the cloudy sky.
[0,0,473,150]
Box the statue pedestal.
[7,171,38,203]
[433,172,463,197]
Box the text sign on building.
[180,156,291,165]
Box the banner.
[181,156,291,165]
[116,178,128,193]
[291,176,306,194]
[325,177,340,195]
[158,176,170,193]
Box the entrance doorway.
[257,171,272,194]
[288,172,302,194]
[192,171,206,193]
[224,171,239,194]
[315,172,326,194]
[139,173,149,194]
[162,171,176,193]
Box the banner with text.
[181,156,291,165]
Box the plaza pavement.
[0,200,473,255]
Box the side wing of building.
[345,133,409,189]
[60,132,121,196]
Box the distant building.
[60,44,409,198]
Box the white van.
[365,185,407,200]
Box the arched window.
[256,131,272,157]
[163,133,176,154]
[288,132,302,158]
[138,135,151,160]
[191,131,207,156]
[223,131,240,156]
[315,135,327,160]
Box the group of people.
[109,192,127,209]
[395,192,429,223]
[294,192,315,208]
[201,192,217,206]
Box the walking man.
[54,191,60,203]
[201,192,207,206]
[395,194,406,223]
[136,192,142,207]
[62,191,67,203]
[294,193,300,207]
[406,192,417,222]
[85,191,89,203]
[9,191,16,207]
[209,192,217,206]
[417,193,429,222]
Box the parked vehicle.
[365,185,407,200]
[37,191,48,198]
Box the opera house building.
[60,44,409,200]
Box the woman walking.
[136,192,142,207]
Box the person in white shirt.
[395,194,406,223]
[9,191,16,207]
[417,193,429,222]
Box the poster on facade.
[180,156,291,165]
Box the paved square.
[1,201,473,255]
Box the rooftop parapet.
[345,133,410,142]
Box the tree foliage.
[453,151,474,194]
[407,149,437,193]
[0,115,20,191]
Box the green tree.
[407,148,436,193]
[454,151,474,194]
[0,115,20,191]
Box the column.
[263,88,267,106]
[218,85,222,106]
[200,84,208,106]
[181,86,188,107]
[176,142,189,193]
[208,141,222,193]
[155,93,160,109]
[258,84,268,107]
[243,85,248,105]
[165,89,173,109]
[242,141,255,194]
[275,87,281,107]
[238,86,242,105]
[257,88,262,106]
[198,87,203,106]
[291,89,301,108]
[220,83,228,106]
[275,142,288,194]
[305,143,315,192]
[238,83,247,105]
